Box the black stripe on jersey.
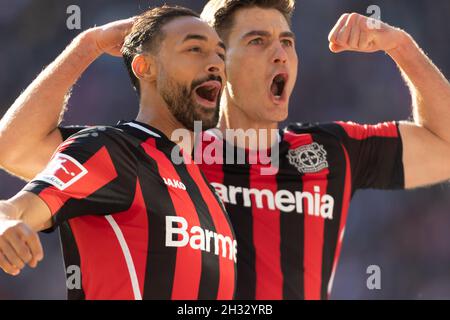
[170,144,220,300]
[318,123,404,191]
[115,125,182,299]
[348,136,404,190]
[59,222,86,300]
[277,135,305,300]
[199,168,236,243]
[197,163,238,299]
[223,143,256,300]
[310,133,347,300]
[138,155,178,299]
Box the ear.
[131,54,158,84]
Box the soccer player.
[1,1,450,300]
[0,6,237,300]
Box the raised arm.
[328,13,450,189]
[0,125,138,277]
[0,18,134,181]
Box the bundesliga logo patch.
[287,142,329,174]
[35,153,88,190]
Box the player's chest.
[201,143,348,218]
[137,160,223,221]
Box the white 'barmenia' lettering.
[211,182,334,219]
[166,216,238,262]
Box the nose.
[205,53,224,75]
[208,65,220,73]
[272,42,288,64]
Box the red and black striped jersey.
[59,120,404,300]
[193,121,404,300]
[26,121,237,300]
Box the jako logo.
[166,216,237,262]
[163,177,186,190]
[211,183,335,220]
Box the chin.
[273,113,289,123]
[197,112,219,130]
[263,105,289,123]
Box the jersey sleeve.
[23,127,137,229]
[331,121,405,190]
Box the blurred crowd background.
[0,0,449,299]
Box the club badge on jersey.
[287,142,329,174]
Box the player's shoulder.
[65,125,129,140]
[284,121,348,140]
[284,120,400,141]
[58,125,134,153]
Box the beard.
[158,68,221,132]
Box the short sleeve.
[23,127,137,229]
[332,121,404,190]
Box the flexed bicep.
[400,122,450,189]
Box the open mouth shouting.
[193,80,222,108]
[269,73,288,105]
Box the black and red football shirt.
[193,121,404,300]
[60,120,404,300]
[26,121,237,300]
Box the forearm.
[0,201,20,221]
[0,192,52,232]
[0,29,101,162]
[387,32,450,142]
[0,192,48,275]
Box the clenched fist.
[89,17,136,57]
[0,202,43,276]
[328,13,406,54]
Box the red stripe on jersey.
[250,163,283,300]
[327,144,352,298]
[110,179,149,296]
[284,131,315,149]
[69,215,135,299]
[302,170,328,300]
[141,138,202,300]
[38,187,71,214]
[284,132,328,300]
[185,158,235,300]
[37,146,117,215]
[335,121,398,140]
[197,133,232,299]
[63,146,118,198]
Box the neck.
[217,97,279,150]
[136,92,194,153]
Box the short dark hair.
[201,0,295,44]
[122,5,200,95]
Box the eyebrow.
[182,34,226,51]
[241,30,296,41]
[280,31,296,41]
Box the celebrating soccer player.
[1,1,450,300]
[0,6,237,300]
